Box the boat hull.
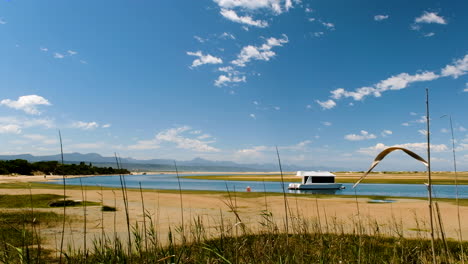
[288,183,343,190]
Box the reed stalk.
[138,182,148,254]
[275,146,289,239]
[425,88,436,264]
[58,129,66,264]
[174,161,185,244]
[79,178,87,260]
[115,153,132,255]
[441,114,464,263]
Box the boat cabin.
[296,171,336,184]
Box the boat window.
[311,176,334,183]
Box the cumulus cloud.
[441,55,468,78]
[232,34,288,67]
[381,130,393,137]
[194,36,207,43]
[344,130,377,141]
[129,126,219,152]
[187,51,223,68]
[0,124,21,134]
[319,54,468,108]
[0,116,55,129]
[1,95,51,115]
[54,53,65,59]
[220,32,236,40]
[358,142,448,155]
[321,22,335,30]
[415,11,447,25]
[315,99,336,109]
[220,9,268,28]
[72,121,99,130]
[374,15,389,21]
[214,74,246,87]
[67,50,77,56]
[424,32,435,37]
[213,0,296,14]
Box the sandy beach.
[1,173,467,252]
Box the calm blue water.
[44,174,468,199]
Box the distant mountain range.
[0,153,344,172]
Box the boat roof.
[296,171,335,177]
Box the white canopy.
[296,171,335,177]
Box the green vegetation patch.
[0,194,99,208]
[101,205,117,211]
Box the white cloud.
[194,35,207,43]
[232,34,288,67]
[402,122,410,127]
[358,142,448,155]
[213,0,296,14]
[312,32,324,37]
[72,121,99,130]
[305,8,313,13]
[129,126,219,152]
[374,15,389,21]
[102,124,111,128]
[220,32,236,39]
[441,128,449,133]
[415,11,447,25]
[23,134,57,145]
[308,18,316,22]
[321,54,468,108]
[381,130,393,137]
[464,83,468,92]
[214,74,246,87]
[156,126,219,152]
[0,95,51,115]
[198,134,211,140]
[418,129,428,136]
[410,112,418,116]
[0,124,21,134]
[0,18,6,25]
[67,50,77,56]
[0,116,55,130]
[344,130,377,141]
[459,126,467,132]
[322,121,332,126]
[306,104,312,109]
[274,106,280,110]
[424,32,435,37]
[54,53,65,59]
[315,99,336,109]
[40,47,48,52]
[441,55,468,78]
[218,66,234,72]
[249,113,256,119]
[321,22,335,30]
[187,51,223,68]
[220,9,268,28]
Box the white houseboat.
[288,171,344,190]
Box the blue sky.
[0,0,467,170]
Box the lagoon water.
[46,173,468,199]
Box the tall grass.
[0,185,466,263]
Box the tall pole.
[426,88,436,264]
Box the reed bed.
[0,183,466,264]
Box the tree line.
[0,159,130,175]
